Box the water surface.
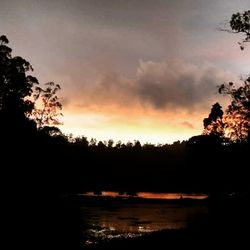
[81,192,208,245]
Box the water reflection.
[81,194,208,245]
[82,191,208,200]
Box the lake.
[80,192,208,245]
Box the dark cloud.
[135,61,229,109]
[84,60,235,111]
[1,0,248,93]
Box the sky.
[1,0,249,144]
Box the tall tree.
[208,10,250,142]
[0,35,38,134]
[203,102,224,137]
[220,10,249,141]
[219,78,250,142]
[0,35,63,135]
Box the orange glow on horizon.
[83,191,208,200]
[58,105,208,144]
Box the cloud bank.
[79,60,236,112]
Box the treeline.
[2,119,249,194]
[6,130,247,194]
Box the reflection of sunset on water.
[83,191,208,200]
[82,196,209,245]
[138,192,208,200]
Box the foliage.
[204,78,250,143]
[31,82,63,128]
[229,10,250,50]
[219,78,250,141]
[220,10,250,50]
[39,125,63,137]
[0,35,38,121]
[0,34,63,132]
[203,102,224,137]
[219,10,250,141]
[205,10,250,142]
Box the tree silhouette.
[203,102,224,137]
[0,34,63,136]
[220,10,250,50]
[0,35,38,134]
[230,10,250,50]
[205,10,250,142]
[219,78,250,142]
[31,82,63,129]
[217,10,250,142]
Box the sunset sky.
[1,0,249,144]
